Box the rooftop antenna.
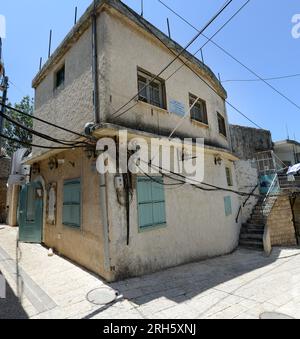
[141,0,144,17]
[39,57,43,71]
[167,18,171,39]
[218,73,222,82]
[286,124,290,140]
[48,29,52,59]
[200,48,204,64]
[74,6,78,25]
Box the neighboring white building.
[10,0,244,282]
[274,140,300,167]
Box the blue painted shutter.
[137,177,166,229]
[63,179,81,228]
[224,196,232,217]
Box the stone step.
[239,239,264,250]
[242,223,264,230]
[241,228,264,235]
[240,233,263,241]
[248,219,265,226]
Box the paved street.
[0,225,300,319]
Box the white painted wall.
[234,160,259,224]
[107,153,241,280]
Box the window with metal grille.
[63,179,81,228]
[137,176,166,230]
[217,112,227,137]
[137,69,166,109]
[55,64,65,89]
[189,94,208,125]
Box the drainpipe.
[92,2,111,273]
[92,0,100,124]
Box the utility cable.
[110,0,234,119]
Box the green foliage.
[3,96,34,156]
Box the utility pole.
[0,37,9,151]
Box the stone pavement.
[0,225,300,319]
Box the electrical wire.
[110,0,234,119]
[222,73,300,83]
[142,160,261,197]
[0,111,91,147]
[158,0,300,114]
[112,0,262,130]
[0,102,93,140]
[0,132,85,150]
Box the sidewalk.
[0,225,300,319]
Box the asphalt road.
[0,271,28,319]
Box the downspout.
[92,0,100,124]
[92,2,111,273]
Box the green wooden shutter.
[224,196,232,217]
[63,179,81,228]
[137,177,166,229]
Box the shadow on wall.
[82,247,299,319]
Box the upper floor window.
[225,167,233,187]
[55,64,65,89]
[217,112,227,137]
[189,94,208,125]
[137,69,166,109]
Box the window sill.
[219,133,228,141]
[138,223,167,233]
[137,100,169,115]
[53,84,65,96]
[63,223,81,230]
[191,119,210,129]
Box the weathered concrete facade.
[20,0,243,281]
[230,125,273,224]
[0,155,11,223]
[274,140,300,167]
[230,125,273,161]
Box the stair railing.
[235,184,259,223]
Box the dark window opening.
[55,65,65,89]
[189,94,208,125]
[137,69,166,109]
[217,112,227,137]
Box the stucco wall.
[31,149,111,280]
[234,160,259,224]
[32,23,98,158]
[100,10,230,150]
[230,125,272,161]
[107,153,241,280]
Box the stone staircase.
[239,196,277,250]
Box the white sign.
[0,15,6,39]
[0,274,5,299]
[169,100,186,117]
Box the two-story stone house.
[19,0,241,282]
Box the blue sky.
[1,0,300,141]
